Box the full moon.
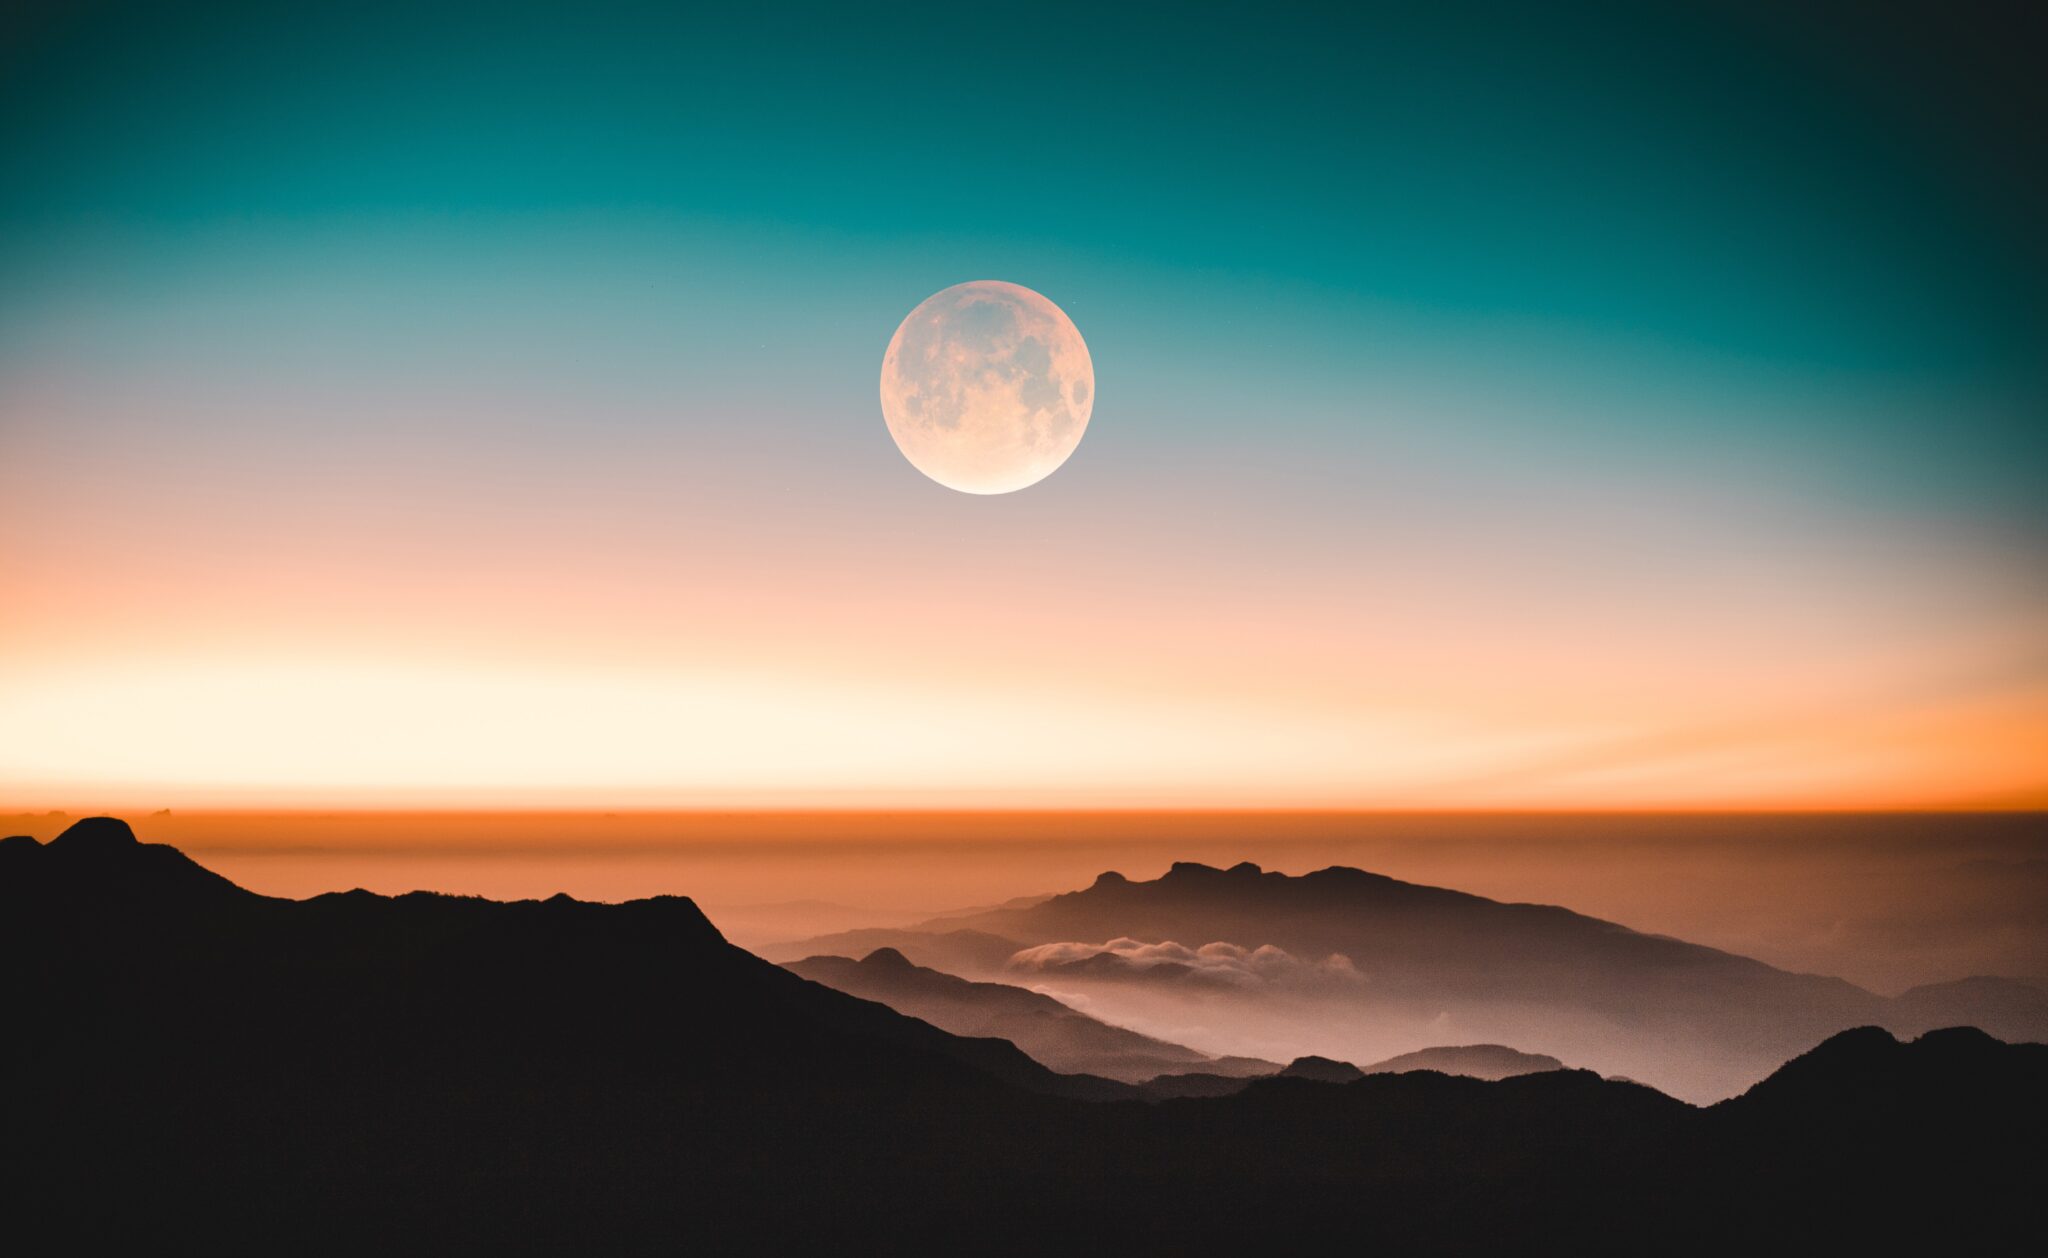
[879,280,1094,494]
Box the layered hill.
[1140,1044,1566,1099]
[785,947,1277,1082]
[769,860,2048,1100]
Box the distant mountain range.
[784,947,1562,1087]
[784,947,1277,1082]
[5,819,2044,1254]
[769,859,2048,1100]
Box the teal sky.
[5,3,2044,498]
[2,1,2044,807]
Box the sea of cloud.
[1006,937,1363,989]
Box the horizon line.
[8,804,2046,819]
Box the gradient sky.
[2,0,2044,808]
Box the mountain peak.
[861,946,915,970]
[1157,860,1266,883]
[1361,1044,1568,1080]
[2,816,256,909]
[1280,1055,1365,1083]
[1091,870,1129,888]
[1913,1025,2004,1053]
[1805,1024,1901,1060]
[51,816,139,853]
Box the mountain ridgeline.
[3,819,2043,1254]
[769,858,2048,1101]
[783,947,1278,1082]
[784,946,1564,1090]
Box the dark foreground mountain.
[5,820,2044,1255]
[785,947,1277,1081]
[772,860,2048,1100]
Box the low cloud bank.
[1007,938,1363,989]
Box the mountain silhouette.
[784,947,1277,1082]
[773,859,2048,1100]
[1279,1054,1365,1082]
[5,822,2043,1254]
[772,925,1029,972]
[3,815,248,905]
[1362,1043,1566,1079]
[1141,1045,1564,1098]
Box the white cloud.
[1006,937,1363,989]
